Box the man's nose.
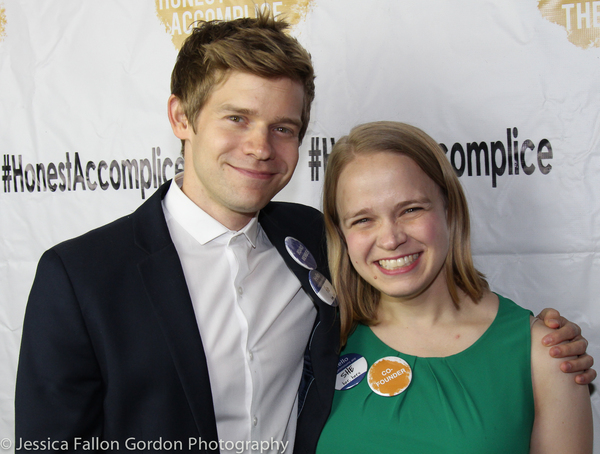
[244,128,274,160]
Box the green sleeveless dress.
[316,295,534,453]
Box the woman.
[316,122,592,453]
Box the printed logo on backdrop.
[155,0,314,49]
[538,0,600,48]
[0,2,6,43]
[307,128,553,188]
[2,149,184,200]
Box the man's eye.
[275,126,294,135]
[228,116,243,122]
[405,207,421,214]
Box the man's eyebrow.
[219,104,302,128]
[274,116,303,129]
[219,104,255,116]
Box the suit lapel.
[258,202,328,310]
[259,203,339,411]
[133,182,219,442]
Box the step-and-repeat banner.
[1,0,599,450]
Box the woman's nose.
[376,221,407,250]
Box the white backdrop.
[0,0,598,451]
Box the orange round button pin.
[367,356,412,397]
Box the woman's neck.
[372,288,497,357]
[376,274,461,328]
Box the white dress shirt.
[162,175,316,453]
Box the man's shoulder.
[259,201,326,264]
[52,212,133,254]
[51,183,168,259]
[260,201,323,224]
[259,201,324,242]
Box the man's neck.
[179,178,256,231]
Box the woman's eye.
[353,218,369,226]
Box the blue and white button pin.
[308,270,338,307]
[284,236,318,270]
[335,353,368,390]
[285,236,338,307]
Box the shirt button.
[237,286,243,295]
[253,416,258,426]
[248,351,254,361]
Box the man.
[15,12,594,454]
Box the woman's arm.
[529,317,593,454]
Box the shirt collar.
[163,174,259,247]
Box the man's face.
[177,71,304,230]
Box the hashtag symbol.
[2,155,11,192]
[308,137,322,181]
[322,137,335,172]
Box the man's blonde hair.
[170,10,315,151]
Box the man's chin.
[228,199,270,217]
[236,188,285,211]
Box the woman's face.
[336,151,450,304]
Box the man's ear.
[168,94,191,140]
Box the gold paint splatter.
[538,0,600,49]
[155,0,313,50]
[0,5,7,43]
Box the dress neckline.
[360,293,504,360]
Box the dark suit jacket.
[15,181,339,453]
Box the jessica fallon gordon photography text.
[15,437,290,453]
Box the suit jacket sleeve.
[15,248,104,444]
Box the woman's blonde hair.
[323,121,488,346]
